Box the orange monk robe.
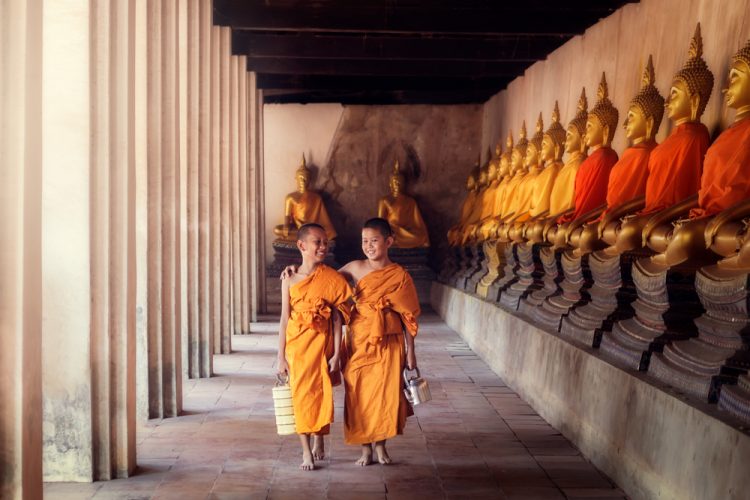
[642,122,709,215]
[286,264,352,435]
[605,141,655,209]
[519,163,561,221]
[547,153,585,217]
[291,191,338,239]
[343,264,420,445]
[690,117,750,218]
[558,147,618,223]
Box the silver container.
[403,367,431,405]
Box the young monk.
[283,217,420,466]
[277,223,352,471]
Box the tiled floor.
[45,313,626,500]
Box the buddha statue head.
[295,154,311,193]
[624,55,665,144]
[726,38,750,119]
[498,131,514,179]
[542,101,566,163]
[666,23,714,124]
[512,121,529,174]
[486,148,499,183]
[466,164,479,192]
[525,113,544,168]
[586,73,619,149]
[477,161,489,189]
[389,160,406,197]
[566,88,588,155]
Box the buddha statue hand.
[641,194,699,248]
[598,196,646,239]
[705,199,750,251]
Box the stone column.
[210,25,222,354]
[0,0,43,497]
[146,0,182,419]
[219,27,233,353]
[230,55,243,335]
[178,0,190,382]
[248,72,266,319]
[238,59,251,333]
[197,0,213,376]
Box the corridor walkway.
[45,313,626,500]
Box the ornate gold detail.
[544,100,566,149]
[568,87,588,136]
[630,55,665,132]
[589,72,620,143]
[530,112,544,152]
[674,23,714,118]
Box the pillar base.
[498,244,540,311]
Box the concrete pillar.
[197,0,213,377]
[178,0,190,382]
[210,25,222,354]
[230,56,243,336]
[219,27,233,353]
[249,72,266,318]
[238,59,251,334]
[146,0,182,419]
[0,0,44,497]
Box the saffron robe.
[286,264,352,435]
[559,147,618,223]
[379,194,430,248]
[524,162,562,220]
[548,152,585,217]
[343,264,420,445]
[288,191,338,239]
[605,141,655,209]
[643,122,709,214]
[691,117,750,218]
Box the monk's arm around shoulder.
[277,278,291,375]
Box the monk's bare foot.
[356,445,373,466]
[312,435,325,460]
[374,441,392,465]
[300,451,315,471]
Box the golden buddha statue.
[459,161,490,245]
[641,37,750,272]
[526,89,588,244]
[508,113,545,223]
[471,145,504,243]
[491,122,529,241]
[274,155,337,240]
[601,24,712,257]
[479,132,514,240]
[377,160,430,248]
[447,165,480,246]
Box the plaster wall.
[263,103,483,266]
[481,0,750,160]
[431,283,750,500]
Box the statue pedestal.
[439,246,461,284]
[649,266,750,402]
[559,251,639,348]
[719,374,750,424]
[476,240,506,299]
[388,247,435,305]
[465,243,489,294]
[264,238,338,313]
[487,243,519,302]
[535,251,591,332]
[519,246,561,317]
[499,243,541,311]
[599,259,703,371]
[455,244,482,291]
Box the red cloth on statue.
[642,122,709,215]
[690,117,750,218]
[605,141,655,208]
[558,147,618,223]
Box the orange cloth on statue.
[643,122,709,214]
[286,264,352,435]
[289,191,338,239]
[343,264,420,445]
[691,117,750,218]
[548,152,585,217]
[558,147,618,223]
[523,162,562,220]
[605,141,656,208]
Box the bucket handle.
[403,366,421,382]
[276,373,290,386]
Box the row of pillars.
[1,0,263,496]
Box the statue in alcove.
[377,160,430,248]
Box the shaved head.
[297,223,326,242]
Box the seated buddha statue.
[377,160,430,248]
[490,123,529,241]
[469,144,505,243]
[447,165,480,246]
[642,37,750,272]
[459,162,490,245]
[601,24,712,256]
[274,155,337,240]
[478,133,514,241]
[569,56,664,255]
[548,74,619,248]
[526,88,588,244]
[509,103,566,242]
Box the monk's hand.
[328,353,340,373]
[277,356,289,375]
[406,350,417,370]
[279,265,298,280]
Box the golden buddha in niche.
[273,155,337,241]
[377,160,430,248]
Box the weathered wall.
[263,103,483,266]
[481,0,750,160]
[432,283,750,500]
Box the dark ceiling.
[213,0,637,105]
